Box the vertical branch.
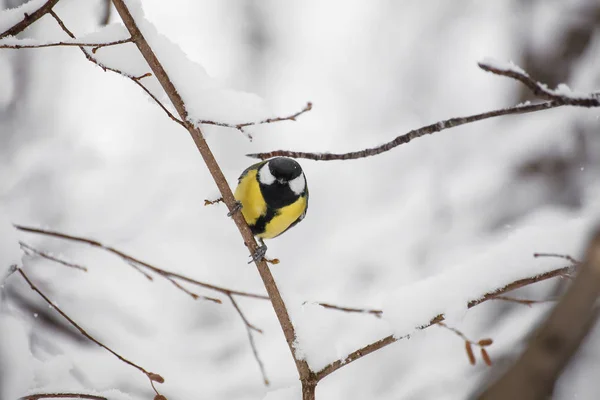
[109,0,313,386]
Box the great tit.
[233,157,308,261]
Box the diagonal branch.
[16,268,166,397]
[247,101,560,161]
[315,264,575,381]
[46,11,184,128]
[228,294,269,386]
[248,61,600,162]
[14,224,263,301]
[0,0,61,39]
[20,241,88,272]
[110,0,314,385]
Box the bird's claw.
[248,243,268,264]
[227,201,243,217]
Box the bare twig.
[0,0,61,39]
[0,37,132,50]
[14,224,258,301]
[204,197,224,206]
[20,241,88,272]
[197,102,312,139]
[310,302,382,318]
[249,62,600,162]
[533,252,580,265]
[228,294,269,385]
[494,295,559,307]
[437,322,494,366]
[46,11,184,128]
[315,265,574,381]
[17,269,166,397]
[247,101,560,161]
[20,394,107,400]
[109,0,314,389]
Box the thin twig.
[197,102,312,140]
[0,0,61,39]
[247,101,560,161]
[14,224,263,300]
[478,61,600,107]
[16,269,165,397]
[20,394,107,400]
[20,241,88,272]
[228,294,269,386]
[0,38,132,50]
[248,62,600,162]
[47,11,184,128]
[534,252,580,265]
[311,302,382,318]
[437,322,494,366]
[493,295,559,307]
[315,265,574,380]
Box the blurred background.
[1,0,600,398]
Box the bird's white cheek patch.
[258,164,276,185]
[289,174,306,195]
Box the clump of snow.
[262,385,301,400]
[382,212,587,338]
[479,57,527,75]
[121,0,272,124]
[0,315,34,400]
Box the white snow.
[262,385,301,400]
[479,57,527,75]
[0,315,34,400]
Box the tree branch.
[16,268,166,397]
[196,102,312,140]
[315,264,575,381]
[45,11,184,128]
[110,0,313,384]
[479,230,600,399]
[0,38,132,50]
[0,0,61,39]
[20,241,88,272]
[248,61,600,161]
[20,394,107,400]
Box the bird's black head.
[268,157,302,181]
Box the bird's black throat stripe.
[249,181,302,236]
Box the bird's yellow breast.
[234,169,266,226]
[234,168,307,239]
[262,195,307,239]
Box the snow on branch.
[0,0,60,39]
[16,269,167,398]
[248,60,600,161]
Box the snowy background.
[1,0,600,399]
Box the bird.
[232,157,308,262]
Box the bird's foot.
[248,243,268,264]
[227,201,243,217]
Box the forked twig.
[197,102,312,140]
